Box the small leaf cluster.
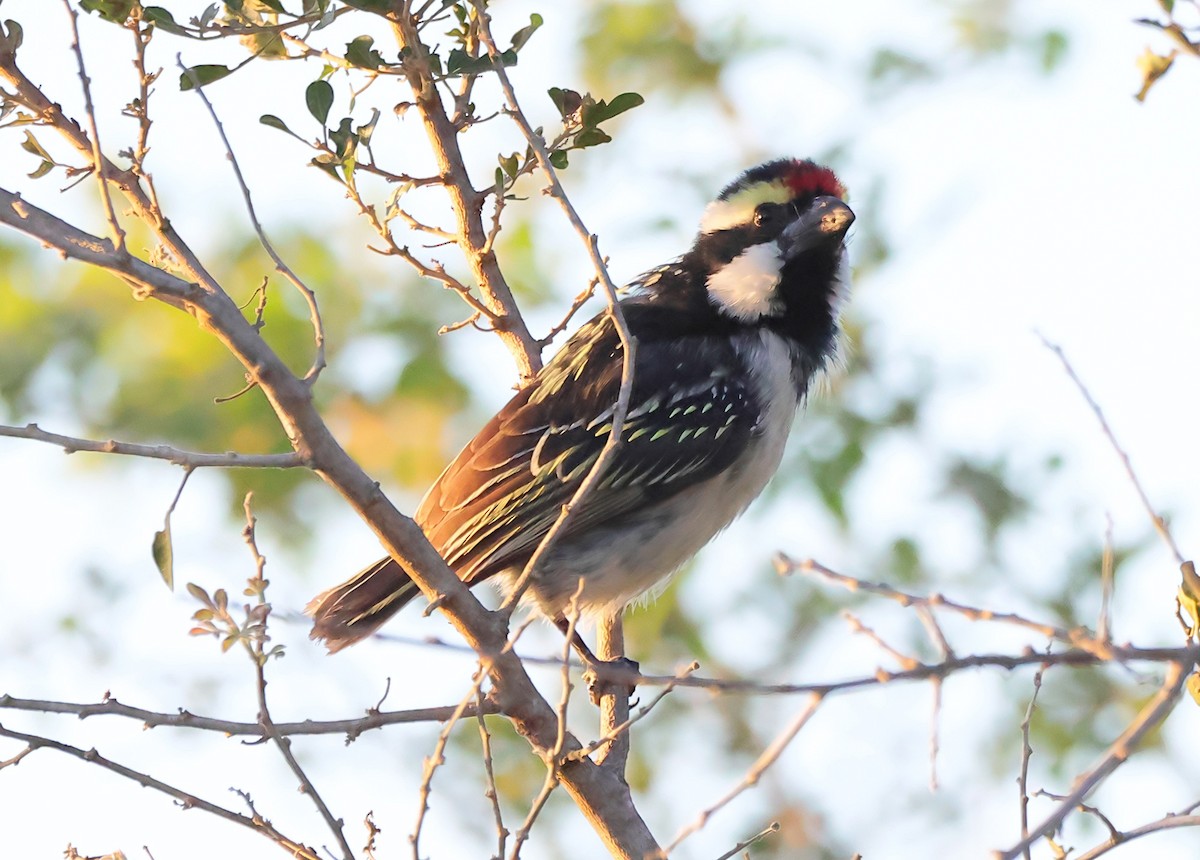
[494,88,643,191]
[187,580,283,662]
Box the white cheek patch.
[706,242,784,321]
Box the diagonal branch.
[0,723,320,859]
[995,659,1191,860]
[0,422,303,469]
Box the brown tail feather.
[306,557,421,653]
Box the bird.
[308,158,854,670]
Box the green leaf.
[509,13,543,54]
[499,153,519,179]
[19,130,52,162]
[257,0,287,11]
[549,149,569,170]
[341,0,390,11]
[1135,46,1175,102]
[573,127,612,149]
[28,159,54,180]
[305,79,334,125]
[152,526,174,589]
[345,35,383,69]
[548,87,582,118]
[259,113,304,142]
[80,0,135,23]
[199,3,220,28]
[357,107,380,147]
[581,92,644,128]
[142,7,189,36]
[186,582,211,605]
[179,64,233,91]
[0,19,25,51]
[1039,31,1068,74]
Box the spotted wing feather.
[416,313,759,584]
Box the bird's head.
[693,158,854,327]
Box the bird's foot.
[582,656,640,706]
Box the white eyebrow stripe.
[699,180,793,233]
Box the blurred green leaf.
[80,0,134,23]
[305,79,335,125]
[345,35,384,69]
[143,6,189,36]
[179,64,233,91]
[152,525,173,589]
[509,13,543,53]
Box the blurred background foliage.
[0,1,1190,858]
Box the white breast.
[508,329,800,618]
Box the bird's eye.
[753,203,785,229]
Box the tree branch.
[0,422,303,469]
[995,659,1191,859]
[0,723,320,859]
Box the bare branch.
[388,15,541,380]
[661,694,825,857]
[563,662,698,765]
[0,692,499,739]
[412,666,494,859]
[475,686,509,859]
[1074,807,1200,860]
[472,6,640,619]
[1041,336,1186,565]
[784,556,1100,652]
[0,422,303,469]
[1017,662,1048,860]
[179,58,327,384]
[995,659,1191,859]
[714,821,781,860]
[238,496,354,859]
[0,724,320,859]
[62,0,125,252]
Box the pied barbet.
[308,158,854,665]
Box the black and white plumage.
[309,158,854,653]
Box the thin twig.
[0,724,319,858]
[239,495,354,859]
[62,0,125,252]
[475,686,509,859]
[786,556,1103,654]
[0,422,303,468]
[474,5,640,615]
[995,659,1191,859]
[713,821,781,860]
[1075,813,1200,860]
[1041,336,1185,565]
[412,666,495,860]
[661,694,825,857]
[562,662,698,765]
[1017,662,1048,860]
[124,6,162,214]
[178,56,327,383]
[1099,514,1116,644]
[842,611,919,669]
[510,595,584,859]
[0,693,499,739]
[0,744,34,770]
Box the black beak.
[781,195,854,258]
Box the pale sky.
[1,1,1198,858]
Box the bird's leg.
[554,616,639,705]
